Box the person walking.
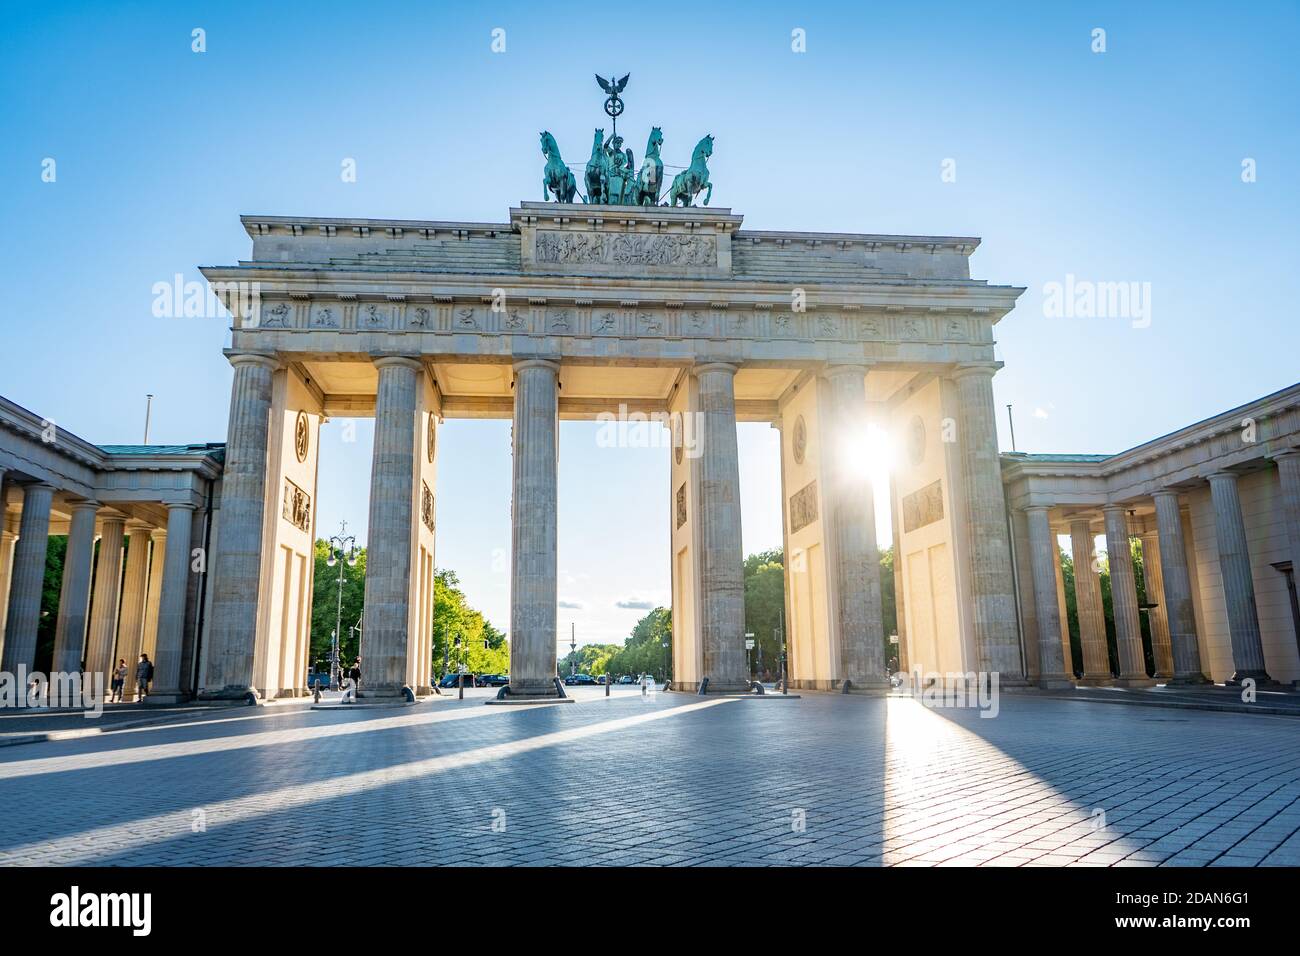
[111,659,128,703]
[135,653,154,701]
[349,658,361,689]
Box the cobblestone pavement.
[0,687,1297,867]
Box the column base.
[1036,676,1076,690]
[1076,675,1114,687]
[1226,670,1283,688]
[357,683,414,700]
[1168,673,1212,686]
[1114,676,1157,688]
[143,691,189,705]
[198,685,261,704]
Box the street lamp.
[744,632,756,679]
[326,521,359,689]
[454,634,464,699]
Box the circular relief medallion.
[427,413,437,464]
[908,414,926,467]
[792,415,807,465]
[293,411,309,462]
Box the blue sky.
[2,1,1297,646]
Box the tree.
[35,535,65,672]
[309,543,507,678]
[606,607,672,679]
[310,539,366,668]
[432,570,508,677]
[743,549,784,678]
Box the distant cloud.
[616,598,657,610]
[558,599,584,610]
[1033,407,1050,419]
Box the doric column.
[1052,531,1075,675]
[360,356,422,698]
[140,527,166,661]
[1274,451,1300,637]
[1152,490,1206,683]
[0,477,17,645]
[1024,507,1072,686]
[1138,529,1174,678]
[694,362,748,691]
[84,515,126,681]
[1103,505,1153,686]
[1070,517,1111,683]
[509,359,560,696]
[115,523,153,675]
[203,351,277,699]
[1208,470,1272,683]
[146,504,195,704]
[1,483,54,673]
[178,504,207,694]
[51,499,101,673]
[952,363,1023,680]
[821,365,887,689]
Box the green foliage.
[310,539,366,667]
[309,542,506,678]
[602,606,672,680]
[433,569,509,677]
[35,535,65,672]
[743,548,784,678]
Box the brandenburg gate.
[197,196,1026,701]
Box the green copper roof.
[100,443,225,461]
[1000,452,1112,463]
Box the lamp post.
[744,632,755,680]
[454,634,463,699]
[325,522,359,690]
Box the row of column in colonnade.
[202,353,1034,698]
[0,471,196,702]
[1021,453,1300,686]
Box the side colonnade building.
[0,396,222,702]
[1001,384,1300,688]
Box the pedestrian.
[349,658,361,689]
[135,653,154,701]
[111,659,127,702]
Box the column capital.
[693,361,738,377]
[1101,503,1129,517]
[1022,504,1050,516]
[371,354,423,372]
[125,519,153,533]
[1151,488,1182,501]
[950,361,1003,381]
[1270,448,1300,463]
[819,362,871,382]
[164,502,198,513]
[224,350,279,372]
[68,498,102,514]
[99,513,127,526]
[150,527,168,541]
[1207,469,1239,483]
[511,358,560,375]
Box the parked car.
[617,675,637,685]
[438,672,477,688]
[595,674,607,685]
[571,673,597,686]
[479,674,509,687]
